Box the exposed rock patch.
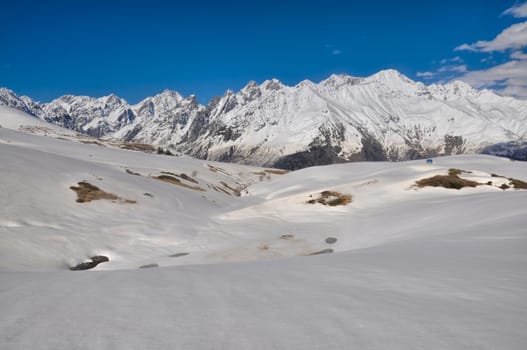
[280,234,295,240]
[140,263,159,269]
[70,256,109,271]
[168,253,189,258]
[307,191,352,206]
[325,237,338,244]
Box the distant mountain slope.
[2,69,526,169]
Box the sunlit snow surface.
[1,106,526,349]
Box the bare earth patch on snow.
[70,181,136,203]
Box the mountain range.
[2,69,526,169]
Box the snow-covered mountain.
[2,69,527,169]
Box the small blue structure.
[426,158,433,164]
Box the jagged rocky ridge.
[2,69,527,169]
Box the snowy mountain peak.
[321,74,363,88]
[295,79,316,88]
[0,87,15,95]
[446,80,476,94]
[366,69,414,86]
[242,80,259,90]
[240,79,284,93]
[158,89,185,101]
[102,93,127,106]
[239,81,261,101]
[262,78,284,91]
[426,80,479,101]
[0,88,25,108]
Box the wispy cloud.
[460,59,527,98]
[438,64,468,73]
[440,2,527,98]
[511,50,527,59]
[415,64,467,83]
[416,3,527,98]
[325,44,342,56]
[416,71,434,78]
[455,21,527,52]
[439,56,462,64]
[502,1,527,18]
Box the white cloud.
[438,64,468,73]
[416,71,434,78]
[455,21,527,52]
[325,44,342,55]
[511,50,527,59]
[457,59,527,98]
[440,56,462,64]
[502,1,527,18]
[429,3,527,99]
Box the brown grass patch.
[79,140,105,147]
[448,168,472,177]
[253,171,267,176]
[160,171,199,184]
[18,125,53,134]
[179,173,199,184]
[219,181,240,196]
[510,178,527,189]
[207,164,218,173]
[415,174,480,190]
[153,175,206,191]
[207,164,230,175]
[265,169,289,175]
[116,142,156,152]
[307,191,352,206]
[448,168,464,176]
[416,169,480,190]
[212,185,231,195]
[306,248,334,256]
[477,173,526,190]
[70,182,136,203]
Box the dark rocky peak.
[262,78,284,91]
[240,81,261,102]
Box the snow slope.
[1,107,527,349]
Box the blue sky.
[1,0,526,103]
